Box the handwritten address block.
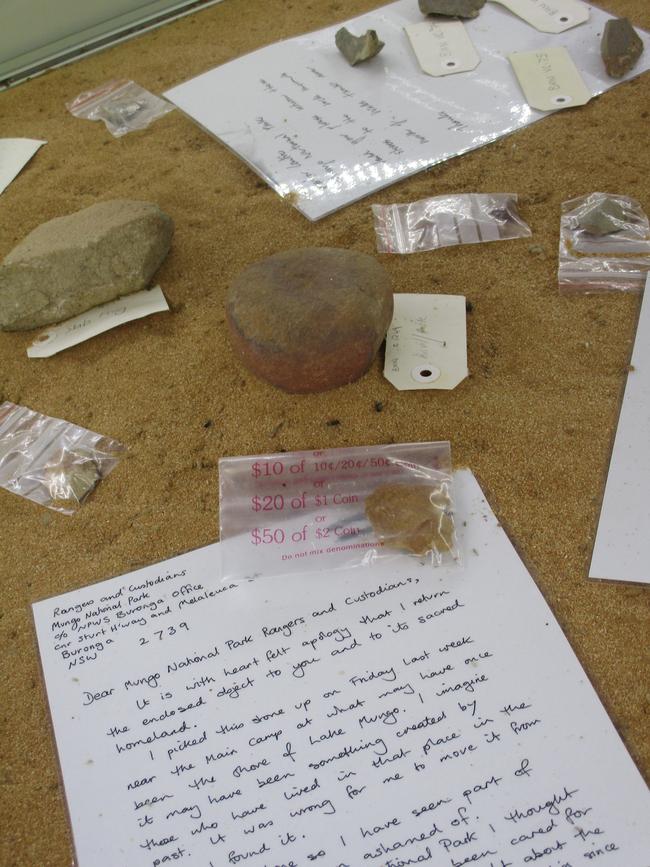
[33,471,650,866]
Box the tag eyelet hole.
[446,61,456,68]
[411,365,442,383]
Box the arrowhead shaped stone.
[577,196,628,236]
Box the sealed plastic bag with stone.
[0,402,126,514]
[66,80,174,137]
[219,441,460,583]
[372,193,531,254]
[558,193,650,293]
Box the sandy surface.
[0,1,648,864]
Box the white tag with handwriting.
[404,20,480,76]
[27,286,169,357]
[384,293,468,390]
[508,47,591,111]
[490,0,589,33]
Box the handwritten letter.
[164,2,650,219]
[33,471,650,866]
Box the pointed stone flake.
[335,27,385,66]
[577,196,628,236]
[601,18,644,79]
[418,0,486,19]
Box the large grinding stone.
[226,248,393,393]
[0,200,173,330]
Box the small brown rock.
[365,482,455,556]
[601,18,643,79]
[226,248,393,393]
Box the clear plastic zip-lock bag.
[219,441,460,583]
[66,79,174,137]
[558,193,650,293]
[372,193,531,254]
[0,402,126,514]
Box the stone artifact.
[601,18,644,79]
[0,200,173,330]
[577,196,627,236]
[365,482,455,556]
[48,457,101,510]
[335,27,385,65]
[226,247,393,393]
[418,0,486,19]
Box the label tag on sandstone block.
[405,20,480,76]
[27,286,169,357]
[384,294,468,390]
[490,0,589,33]
[508,47,591,111]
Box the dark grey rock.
[418,0,486,19]
[0,200,173,330]
[335,27,385,66]
[226,247,393,393]
[601,18,643,79]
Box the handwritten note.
[164,1,650,219]
[384,294,468,390]
[33,471,650,866]
[27,286,169,358]
[404,20,480,78]
[508,47,591,112]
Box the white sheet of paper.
[590,274,650,584]
[164,1,650,220]
[27,286,169,358]
[0,138,46,194]
[33,470,650,866]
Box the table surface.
[0,1,648,865]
